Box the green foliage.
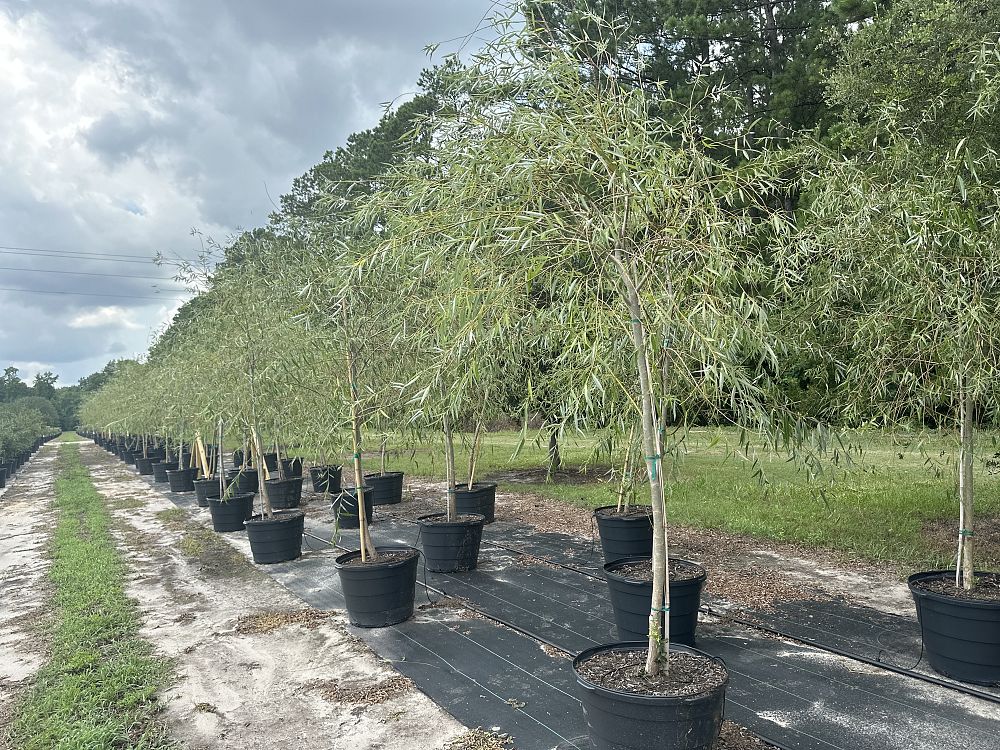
[13,396,59,427]
[524,0,875,140]
[8,445,171,749]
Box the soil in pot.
[334,486,374,529]
[207,492,255,533]
[574,643,728,750]
[264,476,303,509]
[246,510,305,564]
[909,570,1000,685]
[364,471,404,506]
[310,465,342,494]
[594,505,653,564]
[193,477,222,508]
[604,557,707,646]
[454,482,497,523]
[334,547,419,627]
[167,467,198,493]
[417,513,485,572]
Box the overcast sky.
[0,0,496,386]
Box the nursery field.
[386,427,1000,573]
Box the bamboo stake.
[343,306,376,561]
[467,422,483,491]
[252,426,272,518]
[958,390,975,590]
[444,413,457,522]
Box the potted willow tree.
[297,234,420,628]
[796,1,1000,685]
[365,10,800,747]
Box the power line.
[0,243,159,260]
[0,248,160,265]
[0,286,189,301]
[0,265,181,284]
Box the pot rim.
[594,504,653,519]
[573,642,729,705]
[453,482,498,491]
[364,471,405,479]
[334,545,419,570]
[207,492,255,505]
[417,512,486,527]
[603,556,707,584]
[246,509,305,526]
[908,570,1000,610]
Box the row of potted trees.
[78,5,1000,749]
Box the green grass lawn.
[8,444,172,749]
[382,427,1000,571]
[55,431,83,442]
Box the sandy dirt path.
[75,442,467,750]
[0,445,58,747]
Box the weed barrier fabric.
[145,479,1000,750]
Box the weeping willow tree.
[794,6,1000,591]
[363,7,801,676]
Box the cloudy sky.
[0,0,495,385]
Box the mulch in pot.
[576,649,726,698]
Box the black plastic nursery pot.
[0,467,6,488]
[417,513,485,572]
[573,642,728,750]
[908,570,1000,686]
[261,452,279,472]
[334,546,420,627]
[134,457,155,476]
[334,486,374,529]
[280,457,303,478]
[310,465,342,494]
[594,505,653,564]
[167,467,198,493]
[193,478,222,508]
[603,556,707,646]
[225,467,259,494]
[454,482,497,523]
[151,460,171,483]
[363,471,404,506]
[122,451,137,466]
[245,510,305,564]
[264,476,303,509]
[207,492,255,533]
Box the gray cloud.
[0,0,496,383]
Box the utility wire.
[0,286,189,301]
[0,265,181,284]
[0,243,159,260]
[0,249,160,265]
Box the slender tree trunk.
[217,419,226,498]
[958,392,975,590]
[343,306,376,561]
[444,413,457,521]
[546,431,561,481]
[468,422,482,490]
[613,249,668,676]
[251,426,272,518]
[617,423,637,513]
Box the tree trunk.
[546,431,561,480]
[251,426,273,518]
[958,392,975,590]
[613,249,668,676]
[343,306,376,561]
[444,413,457,521]
[468,422,483,490]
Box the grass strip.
[8,444,172,749]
